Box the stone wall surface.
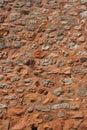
[0,0,87,130]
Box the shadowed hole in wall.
[31,125,37,130]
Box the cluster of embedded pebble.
[0,0,87,130]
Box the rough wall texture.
[0,0,87,130]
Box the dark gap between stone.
[31,125,37,130]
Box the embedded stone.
[77,85,87,97]
[9,12,21,21]
[53,87,64,96]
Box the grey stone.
[77,5,86,10]
[83,63,87,68]
[0,38,4,42]
[80,11,87,18]
[0,103,7,109]
[5,43,12,48]
[23,51,31,57]
[24,79,32,86]
[0,83,11,89]
[47,0,58,9]
[13,27,23,32]
[0,84,5,89]
[77,85,87,97]
[35,105,50,112]
[81,0,87,3]
[57,60,65,67]
[14,2,25,8]
[58,111,65,118]
[60,77,76,85]
[10,12,21,21]
[53,87,64,96]
[16,60,24,66]
[28,107,34,113]
[17,88,24,93]
[4,68,13,73]
[62,50,69,57]
[7,36,17,41]
[72,68,86,74]
[26,1,33,7]
[4,95,16,100]
[78,36,85,42]
[42,79,55,87]
[58,97,64,103]
[68,41,79,50]
[70,18,79,25]
[64,4,73,9]
[19,20,26,26]
[44,114,54,121]
[42,45,50,51]
[26,25,36,31]
[2,59,12,64]
[47,27,57,33]
[28,88,36,93]
[0,0,4,4]
[0,3,4,7]
[0,43,5,50]
[77,51,87,55]
[48,53,58,58]
[41,59,52,66]
[11,77,20,82]
[70,104,79,110]
[14,42,25,48]
[42,8,49,14]
[30,43,38,49]
[64,25,71,30]
[69,0,78,2]
[0,74,4,81]
[4,0,14,2]
[36,1,43,7]
[51,103,69,110]
[57,31,64,36]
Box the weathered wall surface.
[0,0,87,130]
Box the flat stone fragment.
[41,59,52,66]
[0,74,4,81]
[69,0,78,2]
[14,2,25,8]
[35,105,51,112]
[51,103,69,110]
[80,11,87,18]
[81,0,87,3]
[0,103,7,109]
[64,4,73,9]
[0,83,11,89]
